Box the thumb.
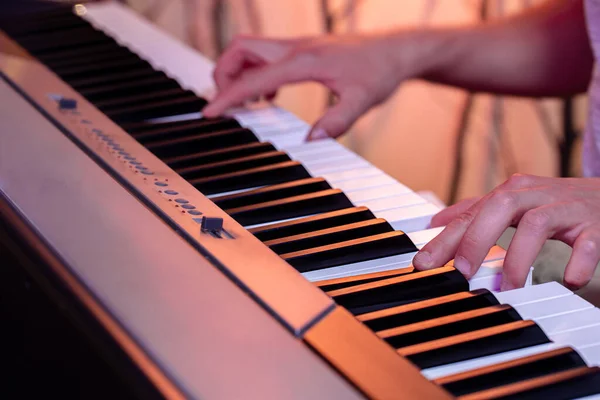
[306,89,372,141]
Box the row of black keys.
[0,5,422,273]
[316,266,600,399]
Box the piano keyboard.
[0,1,597,399]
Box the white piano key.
[305,158,370,176]
[515,295,594,321]
[295,150,358,166]
[374,203,440,232]
[321,167,382,184]
[536,308,600,336]
[344,184,413,203]
[494,281,572,306]
[334,174,397,192]
[262,130,308,148]
[421,342,564,380]
[282,138,343,155]
[580,343,600,366]
[552,325,600,348]
[302,253,415,282]
[352,193,427,212]
[406,227,445,247]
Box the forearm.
[401,0,593,97]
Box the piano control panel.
[1,2,599,399]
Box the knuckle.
[505,173,533,189]
[490,191,517,211]
[577,233,600,257]
[451,211,476,229]
[521,210,552,234]
[460,232,481,252]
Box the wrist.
[384,27,469,82]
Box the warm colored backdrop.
[125,0,588,205]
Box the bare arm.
[415,0,593,97]
[203,0,593,138]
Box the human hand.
[202,32,430,140]
[413,174,600,291]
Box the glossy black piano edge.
[0,195,178,400]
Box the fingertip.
[413,251,433,270]
[306,127,329,141]
[202,105,218,118]
[453,255,472,277]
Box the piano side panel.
[304,306,453,400]
[0,79,365,400]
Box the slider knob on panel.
[58,97,77,110]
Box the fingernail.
[453,256,471,276]
[413,251,433,269]
[308,128,328,141]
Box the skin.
[203,0,600,290]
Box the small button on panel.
[53,108,220,238]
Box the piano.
[1,1,599,398]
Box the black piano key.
[145,128,259,158]
[461,366,600,400]
[0,12,78,31]
[178,151,291,181]
[3,18,88,38]
[53,57,147,80]
[36,43,130,64]
[378,305,522,349]
[79,75,182,102]
[248,207,377,242]
[314,266,415,292]
[398,320,550,370]
[225,187,351,226]
[70,68,159,90]
[191,161,311,196]
[282,231,418,273]
[19,33,115,55]
[12,24,105,44]
[357,289,500,332]
[0,3,72,20]
[166,142,276,170]
[44,47,140,70]
[267,219,394,255]
[326,265,469,314]
[106,96,207,123]
[212,177,331,210]
[122,116,239,136]
[97,88,196,112]
[435,347,587,397]
[134,118,242,144]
